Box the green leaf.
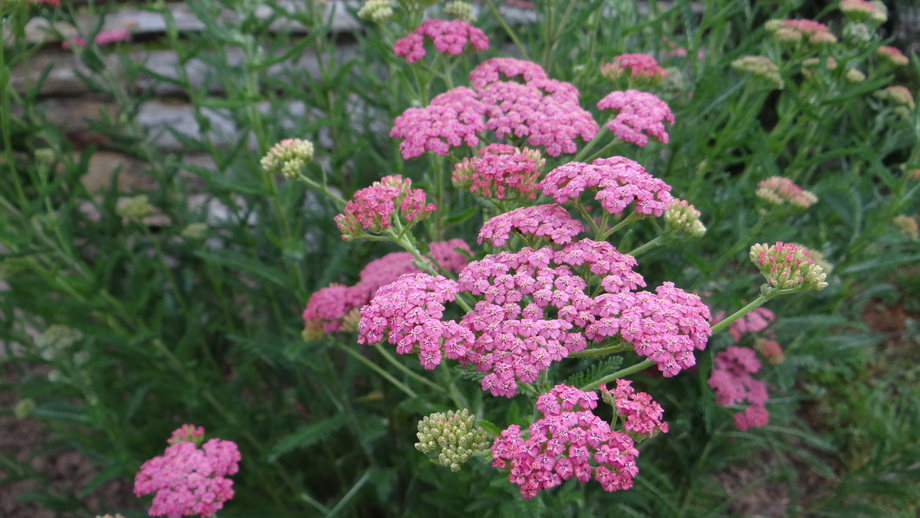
[442,206,480,227]
[194,249,288,288]
[267,414,347,462]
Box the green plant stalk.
[371,343,447,394]
[337,342,418,398]
[581,359,654,392]
[484,0,530,61]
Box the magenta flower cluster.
[393,19,489,63]
[391,58,598,159]
[358,237,710,395]
[477,204,585,247]
[357,273,474,370]
[491,384,646,498]
[708,346,769,430]
[452,143,544,200]
[605,379,669,436]
[597,90,675,147]
[303,240,471,334]
[333,175,435,239]
[134,426,241,518]
[539,156,673,216]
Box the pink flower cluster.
[750,241,828,292]
[62,28,130,49]
[605,379,669,436]
[708,346,769,430]
[600,54,668,81]
[359,237,711,392]
[766,19,838,45]
[728,307,775,343]
[451,144,543,200]
[304,240,470,334]
[391,59,598,159]
[597,90,675,147]
[539,156,673,217]
[393,19,489,63]
[333,175,435,239]
[756,176,818,208]
[357,273,473,369]
[477,204,585,247]
[877,46,909,67]
[134,426,241,518]
[491,384,642,498]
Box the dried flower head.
[731,56,784,90]
[596,90,674,147]
[260,138,314,179]
[893,214,919,240]
[415,409,490,471]
[750,242,829,293]
[334,175,436,240]
[663,199,706,238]
[756,176,818,209]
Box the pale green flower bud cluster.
[750,242,828,294]
[663,199,706,238]
[893,215,918,241]
[261,138,315,179]
[180,222,209,240]
[845,68,866,83]
[357,0,393,24]
[443,1,474,22]
[415,409,490,472]
[843,23,872,45]
[839,0,887,25]
[35,325,83,361]
[14,398,35,419]
[116,195,154,220]
[731,56,784,90]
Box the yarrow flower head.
[334,175,436,240]
[304,240,471,337]
[468,57,549,89]
[874,85,916,117]
[415,409,490,471]
[663,198,706,238]
[839,0,887,24]
[134,426,241,518]
[756,176,818,209]
[750,242,829,293]
[766,19,838,46]
[893,214,919,241]
[596,90,674,147]
[708,346,769,430]
[727,307,775,343]
[478,204,585,247]
[731,56,785,90]
[539,156,673,217]
[443,1,474,22]
[390,87,484,158]
[168,424,206,446]
[451,144,544,200]
[393,18,488,63]
[755,338,785,364]
[601,379,669,438]
[357,273,473,370]
[877,45,909,67]
[600,54,668,84]
[357,0,393,23]
[260,138,314,179]
[491,384,644,498]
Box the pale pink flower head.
[766,19,838,45]
[839,0,887,24]
[302,283,367,336]
[451,144,544,200]
[877,45,909,67]
[539,156,673,217]
[600,54,668,83]
[357,273,473,370]
[62,28,130,49]
[707,346,770,430]
[393,19,489,63]
[468,57,549,89]
[333,175,436,240]
[492,384,641,498]
[750,242,829,292]
[597,90,675,147]
[390,87,485,159]
[134,427,241,518]
[756,176,818,209]
[477,204,584,247]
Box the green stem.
[336,343,417,398]
[710,294,772,334]
[568,341,632,358]
[627,233,668,257]
[483,0,530,61]
[581,359,655,392]
[372,344,446,394]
